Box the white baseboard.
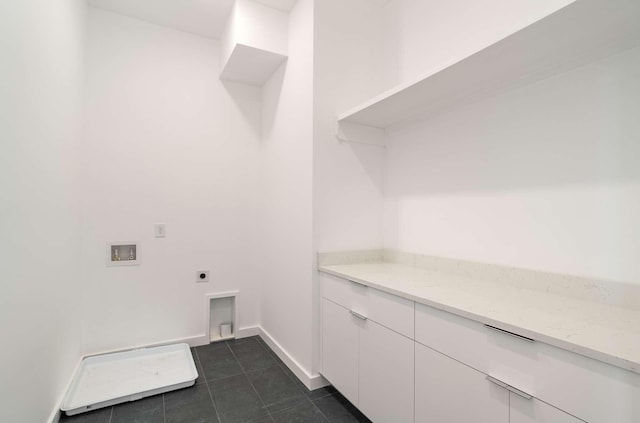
[186,326,259,346]
[206,325,327,391]
[84,334,209,358]
[258,327,329,391]
[236,326,260,338]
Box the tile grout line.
[309,400,331,423]
[108,406,113,423]
[205,380,223,423]
[256,336,333,401]
[252,337,332,422]
[192,347,203,381]
[196,346,223,423]
[309,391,335,402]
[260,344,361,421]
[229,338,343,422]
[256,338,304,390]
[255,337,337,399]
[230,338,314,421]
[225,340,249,374]
[162,394,166,423]
[227,340,274,421]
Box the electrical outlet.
[196,270,209,283]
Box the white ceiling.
[252,0,298,12]
[88,0,298,39]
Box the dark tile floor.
[60,336,371,423]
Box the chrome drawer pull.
[486,376,532,400]
[350,310,368,321]
[348,279,367,288]
[484,324,534,342]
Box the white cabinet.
[510,394,584,423]
[321,292,414,422]
[359,318,414,423]
[415,342,509,423]
[321,298,359,405]
[321,270,636,423]
[322,273,414,338]
[414,302,640,423]
[415,341,584,423]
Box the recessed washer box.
[106,241,140,266]
[61,343,198,416]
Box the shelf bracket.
[335,120,386,148]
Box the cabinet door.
[415,342,509,423]
[359,319,414,423]
[321,298,359,405]
[511,393,584,423]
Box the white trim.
[85,327,262,360]
[84,335,209,359]
[236,326,260,338]
[258,327,329,391]
[204,291,239,342]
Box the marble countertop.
[319,261,640,374]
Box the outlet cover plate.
[196,270,209,283]
[155,223,166,238]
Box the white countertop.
[319,261,640,374]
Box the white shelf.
[220,43,287,87]
[338,0,640,129]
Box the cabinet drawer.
[510,393,583,423]
[532,342,640,423]
[321,273,414,338]
[415,342,509,423]
[415,302,640,423]
[415,303,527,384]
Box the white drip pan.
[61,343,198,416]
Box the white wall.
[312,0,391,376]
[376,0,640,284]
[83,8,263,354]
[221,0,289,69]
[0,0,86,421]
[313,0,390,253]
[384,46,640,283]
[260,0,315,377]
[382,0,575,84]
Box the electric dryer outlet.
[196,270,209,283]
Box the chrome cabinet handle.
[484,324,534,342]
[350,310,368,321]
[486,376,532,400]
